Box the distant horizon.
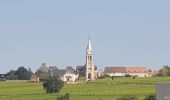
[1,0,170,73]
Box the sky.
[0,0,170,73]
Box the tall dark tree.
[43,76,64,93]
[15,66,32,80]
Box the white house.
[63,73,79,83]
[62,66,79,83]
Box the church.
[85,38,98,81]
[36,37,99,83]
[62,37,98,83]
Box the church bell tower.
[85,37,95,81]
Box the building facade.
[62,66,79,83]
[104,66,152,77]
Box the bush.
[57,93,70,100]
[125,74,132,77]
[97,76,106,79]
[144,94,155,100]
[43,76,64,93]
[116,95,137,100]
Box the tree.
[35,70,49,81]
[43,76,64,93]
[159,66,170,76]
[6,70,17,80]
[15,66,32,80]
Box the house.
[76,65,86,76]
[97,70,104,77]
[49,66,65,78]
[63,66,79,83]
[29,74,39,82]
[63,73,79,83]
[38,63,49,72]
[49,66,61,77]
[104,66,152,77]
[35,63,49,81]
[0,74,6,81]
[49,66,79,83]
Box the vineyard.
[0,77,170,100]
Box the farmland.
[0,77,170,100]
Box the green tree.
[6,70,17,80]
[35,70,49,81]
[43,76,64,93]
[159,66,170,76]
[15,66,32,80]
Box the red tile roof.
[105,66,152,73]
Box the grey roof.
[55,69,66,77]
[38,63,48,72]
[66,66,76,74]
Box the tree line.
[5,66,50,80]
[6,66,32,80]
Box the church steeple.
[86,38,93,55]
[85,35,96,81]
[86,39,92,50]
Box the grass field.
[0,77,170,100]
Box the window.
[90,56,92,61]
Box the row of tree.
[6,66,32,80]
[6,66,50,81]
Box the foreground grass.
[0,77,170,100]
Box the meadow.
[0,77,170,100]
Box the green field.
[0,77,170,100]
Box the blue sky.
[0,0,170,73]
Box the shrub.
[56,93,70,100]
[144,94,155,100]
[125,74,132,77]
[116,95,137,100]
[97,76,106,79]
[43,76,64,93]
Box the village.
[1,1,170,100]
[0,38,156,83]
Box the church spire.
[86,33,92,50]
[85,34,96,81]
[87,39,92,50]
